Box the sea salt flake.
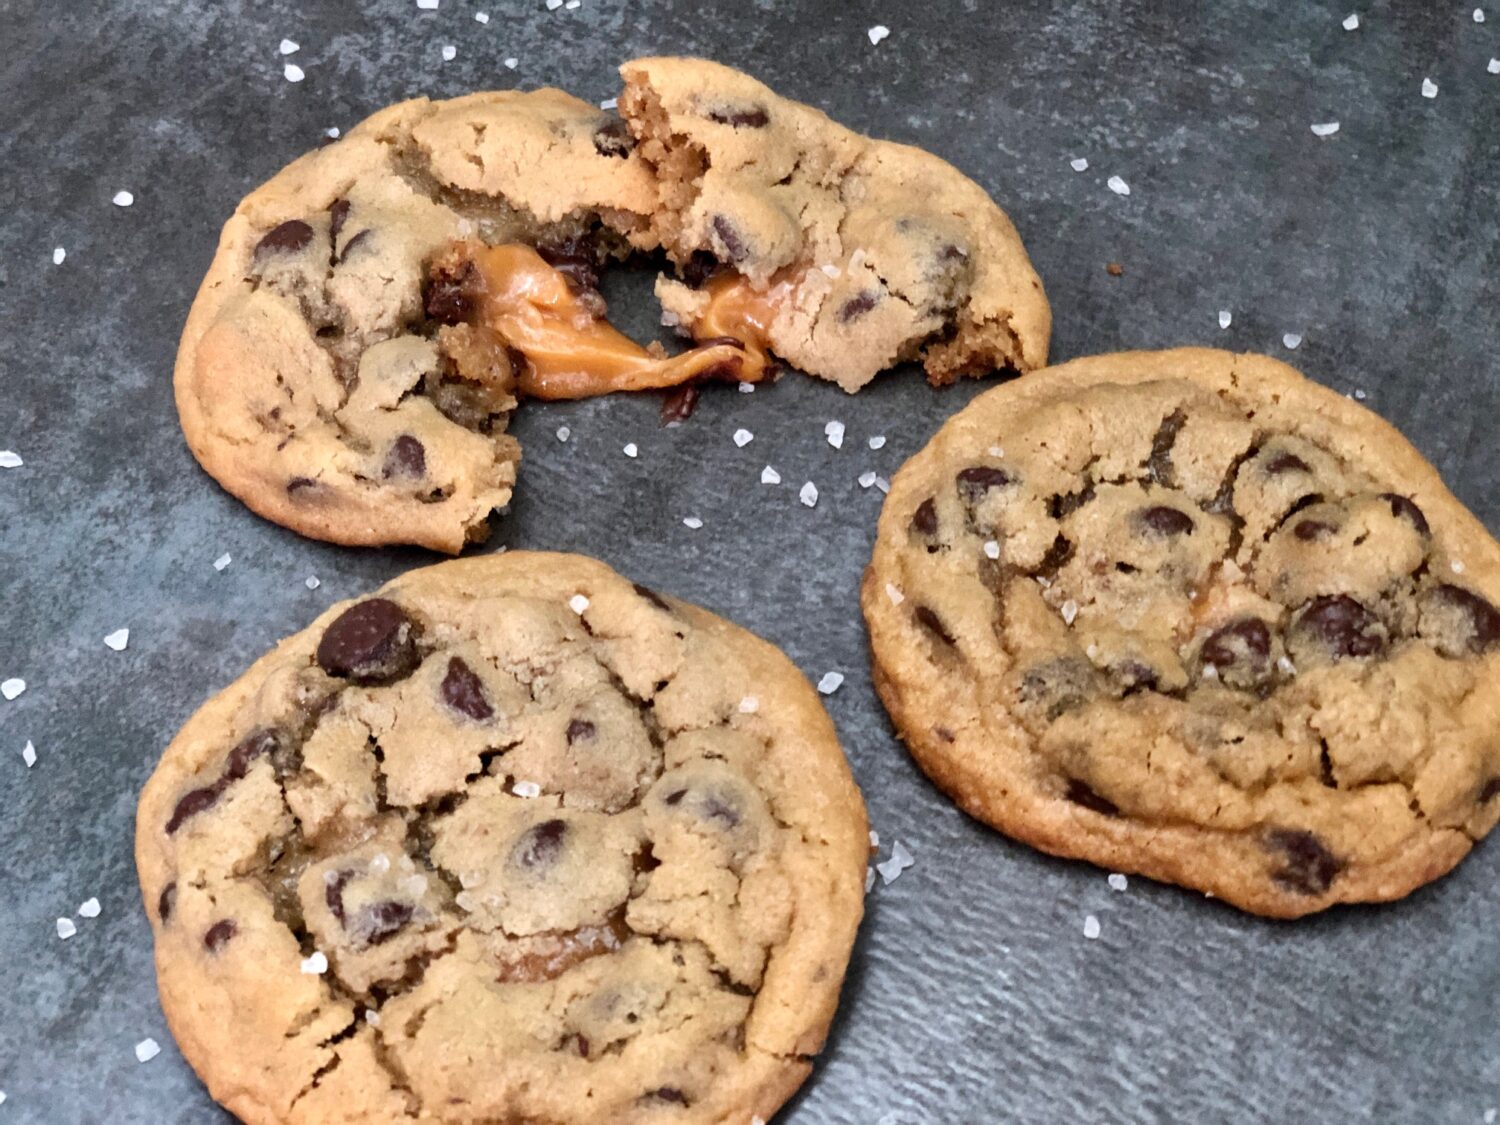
[2,679,25,700]
[134,1038,161,1063]
[284,63,305,83]
[820,263,840,278]
[599,97,617,110]
[738,695,759,714]
[475,11,489,22]
[1311,121,1340,137]
[817,671,844,695]
[1342,12,1359,30]
[513,780,542,798]
[504,57,518,69]
[1218,309,1232,329]
[79,897,101,918]
[22,741,37,767]
[441,44,457,61]
[305,575,321,590]
[213,552,232,571]
[1489,58,1500,74]
[104,628,130,651]
[1202,663,1221,681]
[682,516,703,530]
[53,247,66,265]
[546,0,563,9]
[858,471,878,489]
[300,951,328,974]
[799,481,818,508]
[565,0,580,7]
[984,540,1001,559]
[57,918,77,940]
[864,868,875,894]
[1107,175,1130,196]
[556,425,570,442]
[112,190,134,207]
[279,38,299,54]
[876,840,914,884]
[1277,656,1298,676]
[1452,560,1466,574]
[760,465,781,485]
[0,1092,6,1105]
[370,853,391,873]
[1060,600,1079,625]
[738,381,755,394]
[1353,388,1367,400]
[868,435,886,450]
[885,582,905,605]
[867,24,890,45]
[1070,157,1089,172]
[825,420,845,448]
[1421,77,1438,98]
[1083,914,1101,940]
[622,442,638,458]
[1484,1109,1496,1125]
[1475,8,1486,21]
[326,126,341,138]
[568,594,590,614]
[416,0,439,8]
[869,830,881,847]
[733,428,754,447]
[365,1009,382,1026]
[1283,333,1302,349]
[1108,873,1128,892]
[0,451,22,468]
[987,445,1005,458]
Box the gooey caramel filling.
[681,271,798,383]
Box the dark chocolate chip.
[254,219,314,259]
[1200,618,1272,670]
[632,582,673,612]
[644,1087,688,1105]
[664,789,686,806]
[707,106,769,128]
[1480,778,1500,803]
[679,251,721,288]
[325,869,354,924]
[203,919,237,952]
[576,1034,591,1058]
[914,605,955,645]
[328,198,350,241]
[1264,451,1311,475]
[1114,661,1159,692]
[361,901,415,946]
[425,260,478,324]
[511,819,568,870]
[316,598,420,683]
[701,795,740,828]
[382,435,427,480]
[934,726,956,743]
[1136,506,1195,537]
[165,782,225,835]
[158,882,177,924]
[1293,518,1337,541]
[1019,658,1097,721]
[338,228,373,263]
[1145,409,1186,486]
[592,116,634,157]
[537,235,603,294]
[1065,778,1118,817]
[1294,595,1385,659]
[661,384,700,425]
[837,290,879,322]
[956,466,1013,505]
[287,476,319,494]
[1430,584,1500,652]
[441,657,493,721]
[566,718,596,744]
[1052,483,1097,520]
[1380,493,1430,536]
[1265,828,1342,895]
[711,215,747,262]
[911,498,939,537]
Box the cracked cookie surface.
[136,552,868,1123]
[863,348,1500,917]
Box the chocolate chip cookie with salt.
[136,552,868,1123]
[864,348,1500,917]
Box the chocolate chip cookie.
[863,348,1500,917]
[136,552,868,1122]
[176,59,1050,550]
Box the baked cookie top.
[135,552,867,1124]
[864,348,1500,917]
[175,59,1050,551]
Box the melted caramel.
[491,910,631,984]
[684,271,797,382]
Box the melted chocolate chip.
[1265,828,1342,895]
[1136,506,1195,537]
[315,598,420,683]
[512,819,568,870]
[1293,519,1337,541]
[203,919,237,952]
[338,228,373,263]
[286,476,319,494]
[158,882,177,924]
[664,789,686,806]
[1065,778,1118,816]
[1264,451,1312,476]
[1429,584,1500,652]
[1200,618,1272,670]
[576,1034,591,1058]
[566,718,596,744]
[632,582,673,612]
[707,106,769,128]
[254,219,314,259]
[537,235,603,294]
[425,260,478,324]
[644,1088,688,1105]
[914,605,955,645]
[1114,661,1159,693]
[701,795,741,828]
[382,435,426,480]
[910,498,939,537]
[1294,595,1385,659]
[956,466,1013,505]
[837,290,880,322]
[1145,409,1186,486]
[679,251,721,288]
[1380,493,1429,536]
[225,729,280,781]
[441,657,493,721]
[1019,658,1097,720]
[661,383,700,425]
[165,782,225,835]
[712,215,747,262]
[325,869,354,924]
[592,116,634,157]
[1480,778,1500,803]
[328,198,350,241]
[361,901,415,946]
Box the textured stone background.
[0,0,1496,1121]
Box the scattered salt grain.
[817,671,844,695]
[513,780,542,798]
[78,898,101,918]
[365,1009,382,1027]
[738,696,758,714]
[622,442,638,458]
[1452,560,1467,574]
[1083,914,1101,940]
[874,477,890,494]
[326,126,341,139]
[1070,157,1089,173]
[682,516,703,530]
[876,840,914,885]
[1421,77,1438,98]
[868,435,886,450]
[568,594,590,614]
[599,97,617,111]
[556,426,570,442]
[864,867,875,893]
[1202,663,1221,681]
[1342,12,1359,30]
[112,190,133,207]
[825,420,845,449]
[279,38,299,55]
[820,263,840,278]
[1484,1109,1496,1125]
[1353,388,1368,400]
[565,0,580,8]
[305,575,321,590]
[733,428,754,447]
[475,11,489,22]
[867,24,890,46]
[885,582,905,605]
[1218,309,1232,329]
[0,451,22,468]
[1060,600,1079,625]
[104,629,130,652]
[546,0,562,9]
[1475,8,1486,21]
[213,552,232,571]
[1277,656,1298,676]
[441,44,457,61]
[1489,59,1500,74]
[760,465,781,485]
[1108,873,1128,892]
[417,0,439,8]
[858,471,878,489]
[301,951,328,975]
[988,445,1005,458]
[134,1038,161,1063]
[22,741,37,768]
[504,57,518,69]
[869,830,880,847]
[0,1092,6,1105]
[984,540,1001,560]
[1107,175,1130,196]
[1311,121,1340,137]
[799,481,818,508]
[1283,333,1302,350]
[52,247,65,265]
[2,679,25,701]
[738,381,755,393]
[57,918,77,939]
[369,853,391,874]
[284,63,305,83]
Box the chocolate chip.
[328,198,350,241]
[592,116,634,157]
[203,919,237,952]
[1265,828,1342,895]
[576,1034,591,1058]
[566,718,596,744]
[1293,518,1337,541]
[680,251,721,288]
[632,582,673,612]
[287,476,319,494]
[254,219,314,259]
[382,435,426,480]
[511,819,567,870]
[956,466,1013,505]
[1144,409,1186,486]
[537,235,603,293]
[911,498,939,536]
[158,882,177,924]
[1380,493,1430,536]
[1294,595,1385,659]
[325,870,354,924]
[701,794,740,828]
[1264,451,1311,475]
[338,228,373,263]
[711,215,747,262]
[1114,660,1159,693]
[1136,506,1195,537]
[707,106,769,128]
[316,598,420,683]
[1200,618,1272,670]
[664,789,686,806]
[1051,483,1096,520]
[227,729,279,781]
[837,290,879,322]
[1428,584,1500,653]
[165,782,225,835]
[425,260,478,324]
[644,1087,688,1105]
[661,383,700,425]
[1065,778,1118,816]
[1019,658,1098,721]
[361,901,415,946]
[1480,778,1500,803]
[914,605,955,645]
[441,657,493,721]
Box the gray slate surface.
[1,1,1497,1121]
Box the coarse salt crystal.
[22,741,37,767]
[2,679,25,700]
[1219,309,1232,329]
[825,420,845,449]
[417,0,439,8]
[1108,873,1128,892]
[441,44,457,61]
[738,696,758,713]
[1277,656,1298,675]
[760,465,781,485]
[867,24,890,45]
[305,576,321,590]
[1342,12,1359,29]
[1202,663,1221,681]
[369,853,391,873]
[1060,600,1079,625]
[1452,560,1466,574]
[864,867,875,893]
[820,263,840,278]
[1353,388,1367,400]
[1311,121,1340,137]
[1484,1110,1496,1125]
[733,428,754,447]
[213,552,231,571]
[568,594,590,614]
[279,38,299,54]
[546,0,562,9]
[1283,333,1303,349]
[868,435,886,450]
[817,671,844,695]
[301,951,328,974]
[78,898,101,918]
[556,426,570,442]
[104,628,130,651]
[1070,157,1089,172]
[135,1038,161,1063]
[1107,175,1130,196]
[53,247,65,265]
[326,126,340,138]
[475,11,489,22]
[1489,58,1500,74]
[1421,77,1438,98]
[0,451,21,468]
[112,190,133,207]
[622,442,638,458]
[869,830,881,847]
[799,481,818,508]
[875,477,890,494]
[885,583,905,606]
[600,97,617,110]
[57,917,77,939]
[504,57,518,69]
[858,471,878,489]
[365,1009,381,1026]
[984,540,1001,559]
[1083,914,1101,940]
[565,0,579,7]
[988,445,1005,457]
[513,780,542,798]
[876,840,914,884]
[284,63,305,83]
[1475,7,1486,21]
[682,516,703,530]
[738,381,755,393]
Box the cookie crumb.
[78,897,101,918]
[799,481,819,508]
[885,582,905,606]
[22,741,36,767]
[56,917,77,939]
[876,840,914,884]
[284,63,305,83]
[817,671,844,695]
[1283,333,1303,350]
[134,1038,161,1064]
[984,540,1001,559]
[441,44,457,62]
[825,420,845,449]
[1421,76,1438,98]
[1342,12,1359,29]
[279,38,299,54]
[305,576,321,590]
[568,594,590,614]
[1311,121,1341,137]
[2,678,25,700]
[52,247,65,265]
[733,428,754,447]
[1108,873,1128,892]
[867,24,890,45]
[213,552,232,571]
[112,190,134,207]
[1106,262,1124,276]
[760,465,781,485]
[1083,914,1101,940]
[1219,309,1232,329]
[1070,157,1089,172]
[738,696,758,714]
[859,471,878,489]
[300,951,328,975]
[512,780,542,798]
[1107,175,1130,196]
[682,516,703,530]
[556,426,570,442]
[104,628,130,652]
[868,435,886,450]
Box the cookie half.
[136,552,868,1123]
[863,348,1500,917]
